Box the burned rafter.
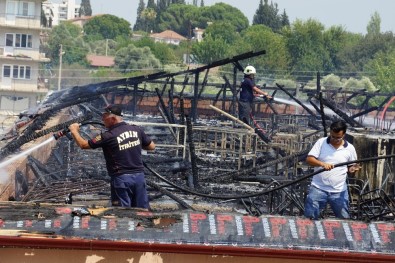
[318,96,363,127]
[350,106,379,119]
[276,83,316,117]
[27,156,59,180]
[221,76,235,114]
[0,114,93,161]
[15,171,29,201]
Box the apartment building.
[0,0,50,128]
[42,0,80,27]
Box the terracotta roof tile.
[86,55,115,67]
[150,30,187,40]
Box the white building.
[0,0,50,128]
[150,30,187,46]
[42,0,80,27]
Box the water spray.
[0,137,55,169]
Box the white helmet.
[244,65,256,75]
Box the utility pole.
[57,44,64,91]
[105,39,108,56]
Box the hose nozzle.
[53,128,73,140]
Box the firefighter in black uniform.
[69,105,155,209]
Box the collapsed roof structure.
[1,50,395,262]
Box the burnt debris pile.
[1,51,395,222]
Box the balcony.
[0,13,51,30]
[0,47,50,62]
[0,78,48,94]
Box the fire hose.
[144,154,395,200]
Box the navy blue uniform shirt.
[88,122,152,176]
[239,77,255,103]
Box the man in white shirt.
[304,120,358,220]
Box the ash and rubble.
[1,51,395,222]
[2,104,395,222]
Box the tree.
[282,19,331,80]
[191,20,247,64]
[156,3,247,36]
[141,8,157,33]
[322,25,348,71]
[191,34,230,64]
[114,44,161,73]
[365,49,395,93]
[339,31,395,74]
[88,39,118,56]
[367,12,381,37]
[133,0,145,31]
[156,0,169,16]
[280,9,290,28]
[133,36,180,64]
[79,0,92,16]
[253,0,282,32]
[47,22,89,65]
[147,0,156,9]
[171,0,186,4]
[197,3,249,33]
[156,4,199,36]
[83,14,131,41]
[234,25,289,73]
[203,21,240,44]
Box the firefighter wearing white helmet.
[244,65,256,75]
[238,65,272,125]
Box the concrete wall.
[0,248,357,263]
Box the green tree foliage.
[150,2,247,36]
[337,13,395,74]
[133,36,180,64]
[141,8,157,33]
[47,22,89,65]
[235,25,289,73]
[282,19,333,80]
[280,10,290,28]
[367,11,381,37]
[339,32,395,73]
[156,0,169,14]
[79,0,92,16]
[88,39,118,56]
[191,34,230,64]
[147,0,156,9]
[156,4,199,36]
[253,0,287,32]
[133,0,146,31]
[365,49,395,93]
[171,0,186,4]
[83,14,131,41]
[191,21,242,64]
[197,3,249,33]
[322,26,348,71]
[203,21,240,44]
[114,44,162,73]
[134,0,157,32]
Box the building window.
[3,65,11,77]
[22,2,29,16]
[5,33,32,48]
[6,34,13,46]
[3,65,31,79]
[6,1,35,17]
